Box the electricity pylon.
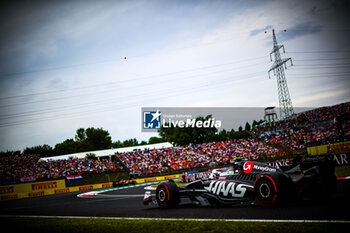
[268,29,294,120]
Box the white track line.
[0,215,349,223]
[96,194,147,198]
[77,180,168,198]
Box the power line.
[2,47,350,126]
[0,70,267,120]
[288,71,350,76]
[294,62,350,66]
[0,54,350,110]
[0,56,267,100]
[0,60,270,109]
[1,59,347,118]
[0,58,123,78]
[289,75,349,79]
[287,50,350,54]
[0,31,266,79]
[0,72,266,127]
[2,49,348,100]
[293,66,350,70]
[0,70,347,126]
[294,57,350,62]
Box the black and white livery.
[143,155,337,208]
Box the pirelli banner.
[0,180,65,201]
[131,174,180,184]
[0,173,181,201]
[307,141,350,156]
[0,180,113,201]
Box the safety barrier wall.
[0,180,65,201]
[0,180,113,201]
[131,174,180,184]
[307,141,350,156]
[0,173,180,201]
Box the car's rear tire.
[254,174,279,206]
[156,181,179,208]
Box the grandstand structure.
[1,102,349,185]
[264,106,278,126]
[39,142,173,162]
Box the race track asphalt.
[0,179,349,220]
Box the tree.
[148,136,165,144]
[84,127,112,150]
[238,126,243,132]
[252,120,258,128]
[75,128,86,141]
[140,140,148,145]
[54,139,77,155]
[216,129,228,141]
[23,144,54,157]
[217,129,250,141]
[122,138,139,147]
[111,140,123,148]
[74,140,93,153]
[159,115,218,145]
[244,122,251,131]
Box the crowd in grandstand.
[0,102,349,184]
[302,102,350,123]
[256,102,350,151]
[117,139,284,175]
[0,154,118,184]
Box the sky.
[0,0,349,152]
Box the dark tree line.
[4,127,165,158]
[158,115,251,146]
[1,116,260,157]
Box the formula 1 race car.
[143,155,337,208]
[112,179,136,187]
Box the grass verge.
[0,217,348,233]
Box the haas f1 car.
[143,156,337,208]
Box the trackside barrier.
[0,174,181,201]
[0,180,66,201]
[0,180,113,202]
[131,174,180,184]
[307,141,350,156]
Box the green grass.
[0,217,348,233]
[335,165,350,177]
